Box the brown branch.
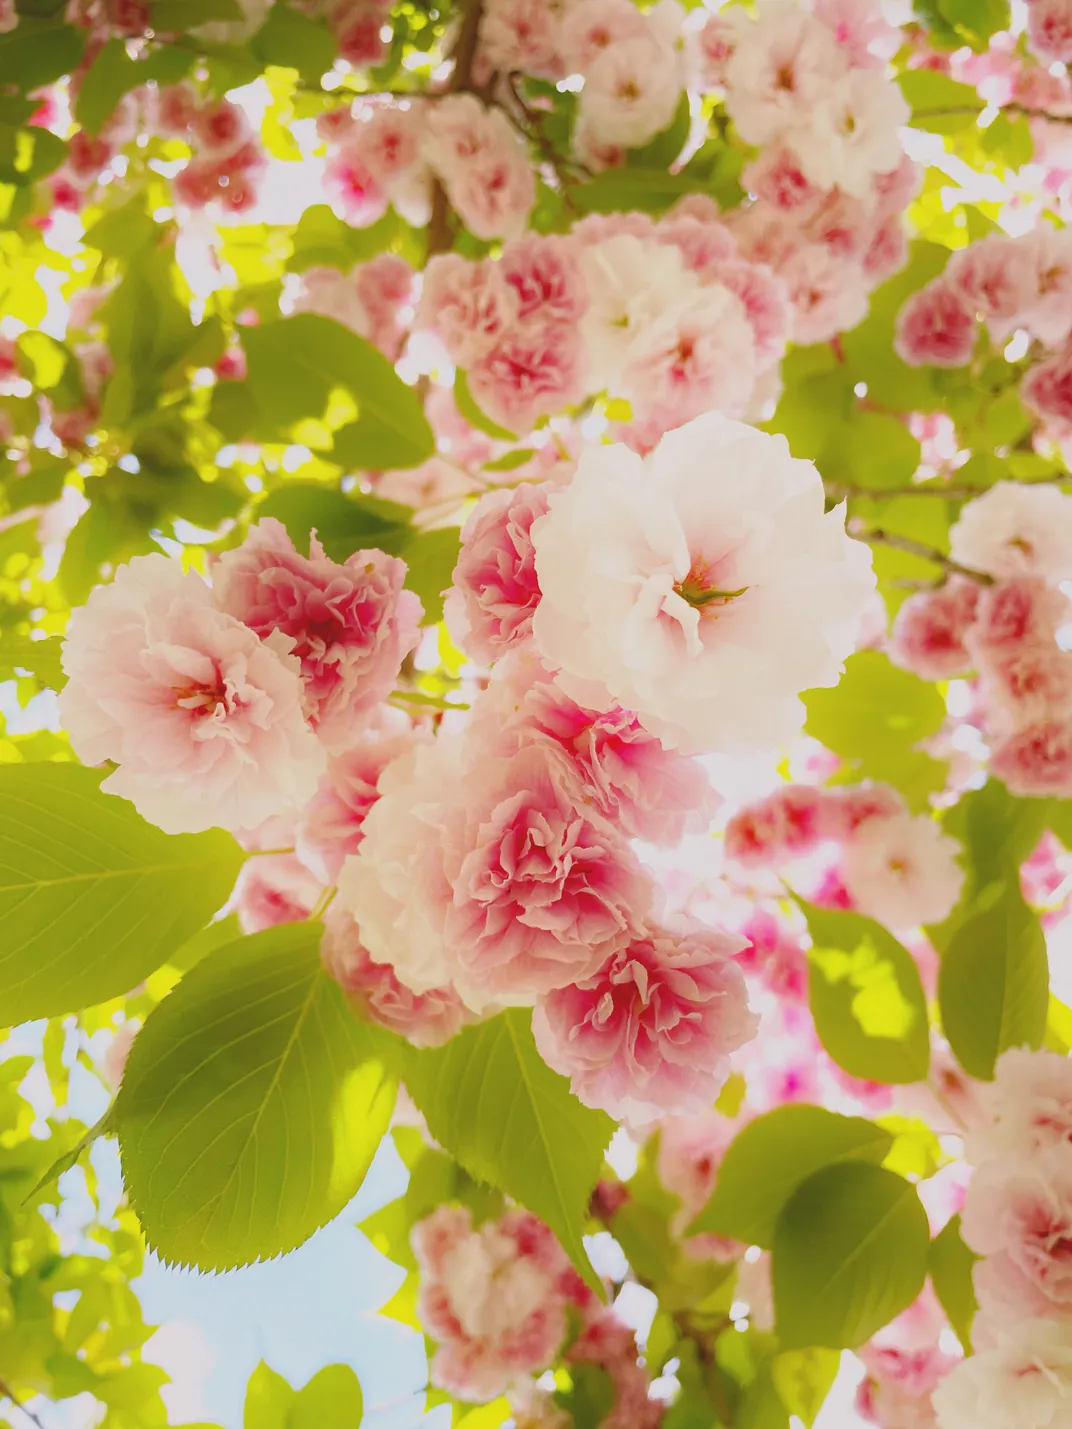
[0,1379,48,1429]
[504,71,591,208]
[858,528,993,583]
[426,0,490,258]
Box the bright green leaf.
[0,763,245,1026]
[690,1104,892,1248]
[402,1009,615,1291]
[454,369,517,441]
[802,901,930,1085]
[929,1213,978,1350]
[251,6,338,85]
[116,922,396,1270]
[898,70,984,134]
[150,0,242,28]
[289,1363,363,1429]
[773,1162,930,1349]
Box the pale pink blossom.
[1022,347,1072,431]
[895,280,977,368]
[560,0,648,71]
[419,255,519,366]
[724,0,843,147]
[655,215,738,279]
[969,577,1072,653]
[355,254,416,359]
[962,1146,1072,1318]
[59,555,324,836]
[449,143,537,243]
[890,576,981,681]
[794,71,908,199]
[579,34,682,150]
[349,103,425,185]
[966,1048,1072,1165]
[779,243,870,345]
[949,483,1072,585]
[469,323,586,434]
[932,1317,1072,1429]
[945,235,1038,336]
[991,719,1072,797]
[101,1022,139,1092]
[480,0,562,75]
[621,285,759,429]
[1019,225,1072,347]
[444,482,552,664]
[840,811,964,928]
[864,216,909,284]
[724,785,825,867]
[579,234,695,389]
[814,0,896,66]
[337,738,652,1011]
[697,10,738,87]
[297,720,423,883]
[324,150,389,227]
[709,261,791,369]
[290,265,370,337]
[413,1206,570,1402]
[656,1110,741,1219]
[976,641,1072,737]
[532,918,755,1125]
[472,651,719,844]
[530,412,876,755]
[232,853,322,933]
[321,901,470,1048]
[857,1345,957,1429]
[816,782,907,841]
[500,235,588,327]
[1028,0,1072,64]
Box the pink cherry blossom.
[816,782,907,841]
[468,322,586,435]
[890,576,981,681]
[895,280,977,368]
[742,147,821,214]
[779,243,870,345]
[990,720,1072,797]
[932,1317,1072,1429]
[413,1205,570,1401]
[533,917,755,1125]
[419,255,520,367]
[472,651,720,844]
[725,3,842,147]
[857,1345,958,1429]
[657,1110,742,1220]
[297,719,423,883]
[950,483,1072,585]
[560,0,649,71]
[962,1146,1072,1318]
[338,738,652,1011]
[531,412,876,755]
[444,482,552,664]
[711,260,791,369]
[945,235,1038,336]
[480,0,562,76]
[321,901,470,1047]
[232,853,322,933]
[59,554,325,836]
[724,785,825,867]
[966,1048,1072,1166]
[1028,0,1072,63]
[969,577,1072,653]
[355,253,416,358]
[1019,226,1072,347]
[500,235,588,327]
[567,1310,663,1429]
[350,103,424,185]
[840,811,964,928]
[734,909,810,1001]
[324,149,389,227]
[578,34,682,150]
[213,519,423,751]
[1022,346,1072,432]
[976,640,1072,737]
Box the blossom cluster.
[933,1048,1072,1429]
[892,483,1072,797]
[412,1202,661,1416]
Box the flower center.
[674,566,748,609]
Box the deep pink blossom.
[724,785,825,867]
[469,323,585,434]
[501,235,588,326]
[895,280,976,368]
[213,519,422,751]
[990,719,1072,796]
[419,255,520,367]
[891,576,981,680]
[532,919,755,1125]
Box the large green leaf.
[0,21,85,91]
[241,315,433,468]
[0,763,244,1026]
[690,1105,892,1248]
[928,1214,977,1350]
[898,70,984,134]
[258,485,411,563]
[803,651,947,811]
[251,6,338,84]
[773,1163,930,1349]
[802,901,930,1085]
[938,880,1048,1079]
[402,1010,614,1289]
[115,923,396,1269]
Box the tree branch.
[857,528,993,583]
[426,0,490,257]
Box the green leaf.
[115,922,396,1270]
[453,369,517,441]
[245,1362,294,1429]
[802,901,930,1085]
[289,1364,363,1429]
[73,38,134,134]
[938,880,1048,1079]
[258,484,411,563]
[828,410,922,492]
[898,70,984,133]
[251,6,338,85]
[803,650,947,811]
[16,331,83,406]
[402,1009,614,1291]
[928,1214,978,1350]
[0,634,65,689]
[573,168,695,216]
[627,93,690,169]
[554,1363,616,1429]
[0,763,245,1026]
[840,243,949,413]
[0,21,85,91]
[773,1162,930,1349]
[167,912,242,974]
[150,0,242,28]
[771,1348,840,1428]
[690,1105,892,1248]
[83,197,159,260]
[241,314,434,468]
[400,526,460,625]
[23,1108,115,1203]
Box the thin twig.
[426,0,489,257]
[0,1379,48,1429]
[858,528,993,583]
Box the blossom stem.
[857,528,994,583]
[308,887,337,922]
[247,847,297,857]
